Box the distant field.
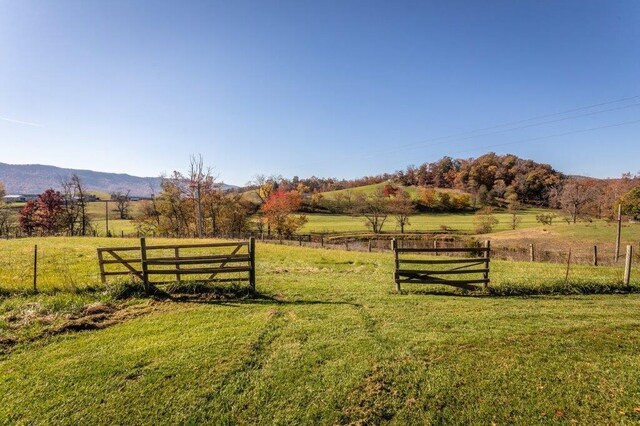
[85,201,143,236]
[301,209,547,234]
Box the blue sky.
[0,1,638,185]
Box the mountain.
[0,163,237,197]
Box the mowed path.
[2,244,640,424]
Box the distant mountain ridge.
[0,163,237,197]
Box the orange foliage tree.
[260,189,308,239]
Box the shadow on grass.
[399,283,640,298]
[147,282,362,308]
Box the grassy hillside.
[319,182,467,200]
[1,239,640,424]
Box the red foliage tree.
[382,183,399,197]
[36,189,64,235]
[19,199,39,236]
[259,189,307,238]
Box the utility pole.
[105,200,109,237]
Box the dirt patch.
[485,227,557,241]
[341,364,402,425]
[1,302,157,354]
[49,303,154,335]
[79,302,117,316]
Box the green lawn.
[1,240,640,424]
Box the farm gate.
[97,237,256,293]
[392,239,490,292]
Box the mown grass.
[1,241,640,423]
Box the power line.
[363,100,640,159]
[295,93,640,173]
[387,93,640,152]
[446,117,640,157]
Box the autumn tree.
[620,186,640,221]
[251,174,282,236]
[34,189,64,235]
[310,192,324,213]
[217,193,251,236]
[156,172,193,237]
[389,189,414,233]
[260,189,307,239]
[19,199,39,236]
[418,187,437,209]
[383,183,399,197]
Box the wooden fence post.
[249,237,256,292]
[564,248,572,286]
[593,245,598,266]
[623,245,633,288]
[392,239,400,292]
[529,244,535,262]
[299,235,302,246]
[97,249,106,284]
[175,247,181,282]
[320,235,324,248]
[368,240,372,253]
[33,244,38,293]
[140,237,150,294]
[483,240,490,291]
[434,240,438,256]
[615,204,622,263]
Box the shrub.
[473,209,499,234]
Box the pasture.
[300,210,546,234]
[1,238,640,424]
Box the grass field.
[300,209,547,234]
[319,182,468,201]
[0,237,637,295]
[1,239,640,424]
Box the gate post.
[249,237,256,292]
[140,237,150,294]
[392,239,400,293]
[483,240,491,291]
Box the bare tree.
[389,189,414,233]
[111,190,132,219]
[351,188,390,234]
[560,179,599,224]
[60,174,90,235]
[189,154,205,237]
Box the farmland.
[2,184,640,424]
[1,238,640,424]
